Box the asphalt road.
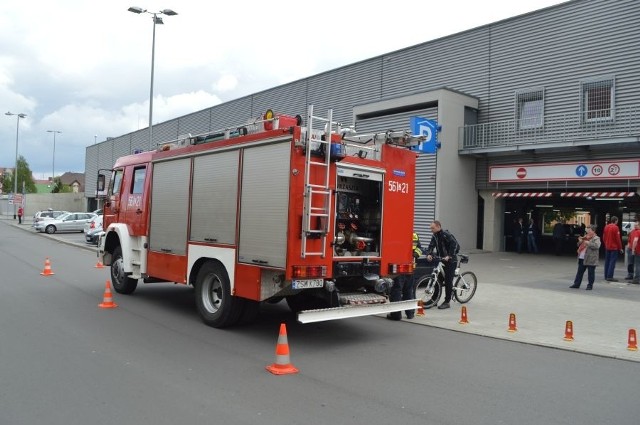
[1,222,639,425]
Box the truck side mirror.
[97,174,105,192]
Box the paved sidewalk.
[3,217,639,361]
[403,251,640,362]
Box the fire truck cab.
[98,106,422,328]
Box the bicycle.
[415,254,477,309]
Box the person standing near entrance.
[603,216,623,281]
[629,220,640,285]
[570,224,601,290]
[513,217,525,254]
[552,220,565,255]
[526,218,538,254]
[17,206,23,224]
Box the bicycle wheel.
[416,275,441,309]
[453,271,477,304]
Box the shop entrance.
[502,192,638,256]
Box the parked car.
[35,212,97,234]
[32,210,69,228]
[84,215,104,244]
[83,214,103,234]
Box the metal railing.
[459,106,640,151]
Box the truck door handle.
[136,209,143,214]
[252,259,269,265]
[161,248,173,253]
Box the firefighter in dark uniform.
[387,232,423,320]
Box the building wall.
[85,0,640,251]
[0,193,87,218]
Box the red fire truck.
[98,106,422,327]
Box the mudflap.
[297,299,418,324]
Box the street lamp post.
[47,130,62,190]
[6,112,27,219]
[128,6,178,149]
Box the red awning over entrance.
[492,191,637,198]
[560,192,636,198]
[492,192,553,198]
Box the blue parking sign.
[410,116,439,154]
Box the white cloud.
[0,0,569,177]
[214,74,238,92]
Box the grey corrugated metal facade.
[86,0,640,252]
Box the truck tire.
[111,246,138,294]
[195,262,243,328]
[238,300,260,325]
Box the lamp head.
[128,6,145,13]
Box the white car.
[32,210,69,228]
[35,212,97,234]
[84,215,104,245]
[83,214,103,234]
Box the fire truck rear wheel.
[111,246,138,294]
[195,262,243,328]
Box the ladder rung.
[310,214,329,218]
[309,160,329,166]
[309,189,330,194]
[307,184,330,190]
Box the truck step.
[338,293,388,305]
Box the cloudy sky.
[1,0,567,180]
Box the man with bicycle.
[425,220,460,310]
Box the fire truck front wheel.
[195,262,243,328]
[111,246,138,294]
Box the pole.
[13,117,19,219]
[149,13,157,150]
[52,132,56,184]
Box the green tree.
[1,156,37,194]
[51,177,72,193]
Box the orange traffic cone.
[563,320,574,341]
[459,306,469,324]
[266,323,299,375]
[507,313,517,332]
[416,300,425,317]
[98,280,118,309]
[94,260,105,269]
[40,257,55,276]
[628,329,638,351]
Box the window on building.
[515,89,544,129]
[580,76,615,122]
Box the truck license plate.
[292,279,324,289]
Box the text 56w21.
[388,180,409,193]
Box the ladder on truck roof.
[301,105,334,258]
